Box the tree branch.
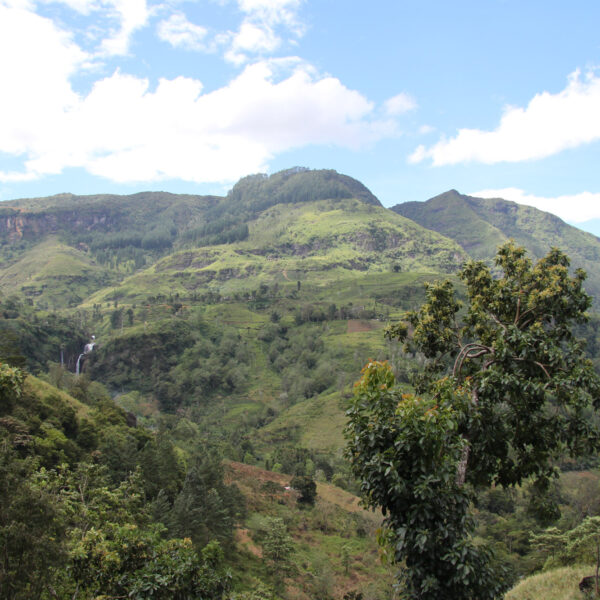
[453,343,493,378]
[488,312,507,333]
[512,357,551,379]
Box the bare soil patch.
[347,319,376,333]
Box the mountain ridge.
[392,189,600,300]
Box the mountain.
[0,168,468,458]
[2,171,600,598]
[392,189,600,300]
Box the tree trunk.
[456,388,478,486]
[456,443,469,486]
[595,543,599,597]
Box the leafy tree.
[290,474,317,506]
[110,307,122,329]
[261,517,295,578]
[166,453,244,548]
[0,451,69,600]
[341,544,352,575]
[346,243,600,599]
[0,362,25,414]
[70,525,230,600]
[531,517,600,596]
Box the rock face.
[0,210,118,242]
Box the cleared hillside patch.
[505,565,594,600]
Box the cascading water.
[76,340,95,375]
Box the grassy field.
[505,565,595,600]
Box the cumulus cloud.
[224,0,304,64]
[0,0,406,185]
[225,22,280,64]
[0,27,393,185]
[237,0,303,30]
[0,5,86,157]
[12,0,150,56]
[157,13,209,51]
[410,70,600,165]
[98,0,150,56]
[384,93,417,116]
[471,187,600,224]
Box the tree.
[531,517,600,596]
[166,452,244,548]
[290,474,317,506]
[345,243,600,600]
[70,524,231,600]
[261,517,294,578]
[0,451,69,600]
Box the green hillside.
[84,196,463,306]
[2,169,600,598]
[0,236,115,307]
[504,566,594,600]
[392,190,600,300]
[1,366,391,599]
[0,169,466,456]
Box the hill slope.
[504,565,593,600]
[0,169,467,469]
[392,190,600,300]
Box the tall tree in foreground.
[345,243,600,599]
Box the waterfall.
[76,341,95,375]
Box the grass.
[25,375,90,417]
[505,565,595,600]
[80,196,464,306]
[224,461,393,599]
[0,236,114,307]
[260,391,348,451]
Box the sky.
[1,0,600,235]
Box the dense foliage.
[0,362,241,599]
[346,243,600,599]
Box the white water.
[76,341,95,375]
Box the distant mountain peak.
[227,167,381,209]
[391,190,600,302]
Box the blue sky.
[1,0,600,234]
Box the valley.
[2,168,600,599]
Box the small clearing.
[347,319,376,333]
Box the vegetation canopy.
[345,242,600,599]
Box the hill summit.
[392,189,600,300]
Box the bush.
[290,475,317,506]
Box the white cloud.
[225,22,279,64]
[237,0,303,30]
[20,0,149,56]
[384,93,417,116]
[471,187,600,224]
[224,0,304,63]
[157,13,209,51]
[99,0,149,56]
[0,0,400,185]
[0,5,86,158]
[0,45,393,184]
[410,69,600,165]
